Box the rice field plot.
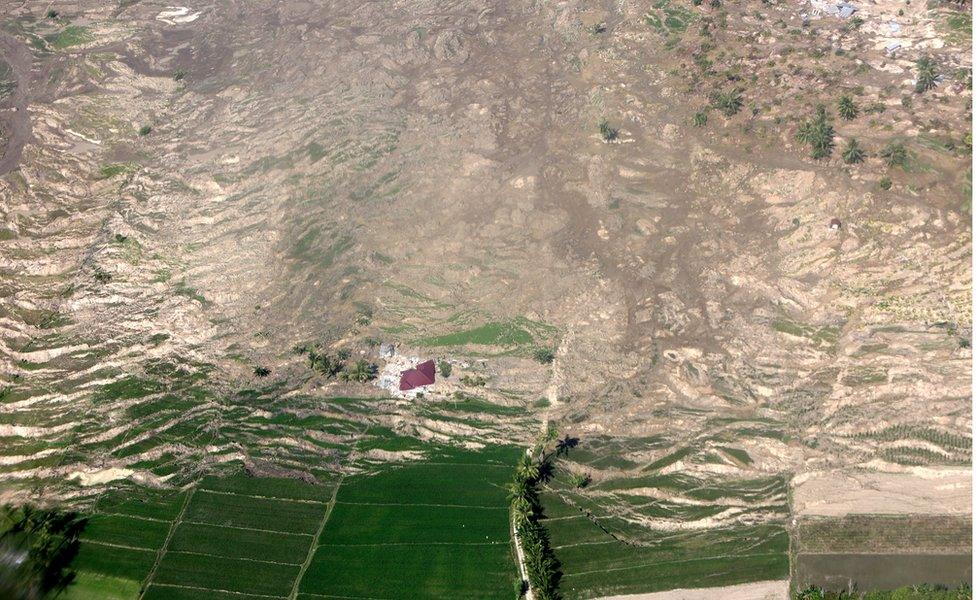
[796,553,973,592]
[80,514,171,549]
[141,588,274,600]
[297,543,515,599]
[63,572,142,600]
[152,551,301,596]
[167,522,312,564]
[543,492,790,599]
[182,489,326,534]
[297,446,522,599]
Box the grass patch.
[717,445,753,464]
[46,26,93,49]
[416,317,556,350]
[771,318,839,347]
[96,164,134,180]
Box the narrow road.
[512,516,535,600]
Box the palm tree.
[692,111,707,127]
[516,454,540,482]
[796,105,835,159]
[915,56,938,93]
[570,472,591,488]
[841,138,865,164]
[506,478,530,501]
[511,497,533,530]
[537,456,556,483]
[880,141,908,168]
[838,95,858,120]
[713,88,743,117]
[543,423,559,445]
[346,359,376,382]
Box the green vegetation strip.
[509,425,575,600]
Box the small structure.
[399,359,436,391]
[809,0,856,18]
[829,218,842,230]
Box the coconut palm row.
[510,425,578,600]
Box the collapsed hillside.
[0,0,970,581]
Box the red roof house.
[399,360,436,391]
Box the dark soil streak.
[0,31,32,176]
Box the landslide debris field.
[0,0,971,598]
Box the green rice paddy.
[64,446,521,599]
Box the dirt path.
[595,579,789,600]
[512,516,535,600]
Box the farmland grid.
[68,442,521,599]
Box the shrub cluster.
[302,346,376,382]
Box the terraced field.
[64,446,519,600]
[542,480,790,599]
[536,434,791,598]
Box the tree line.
[510,425,579,600]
